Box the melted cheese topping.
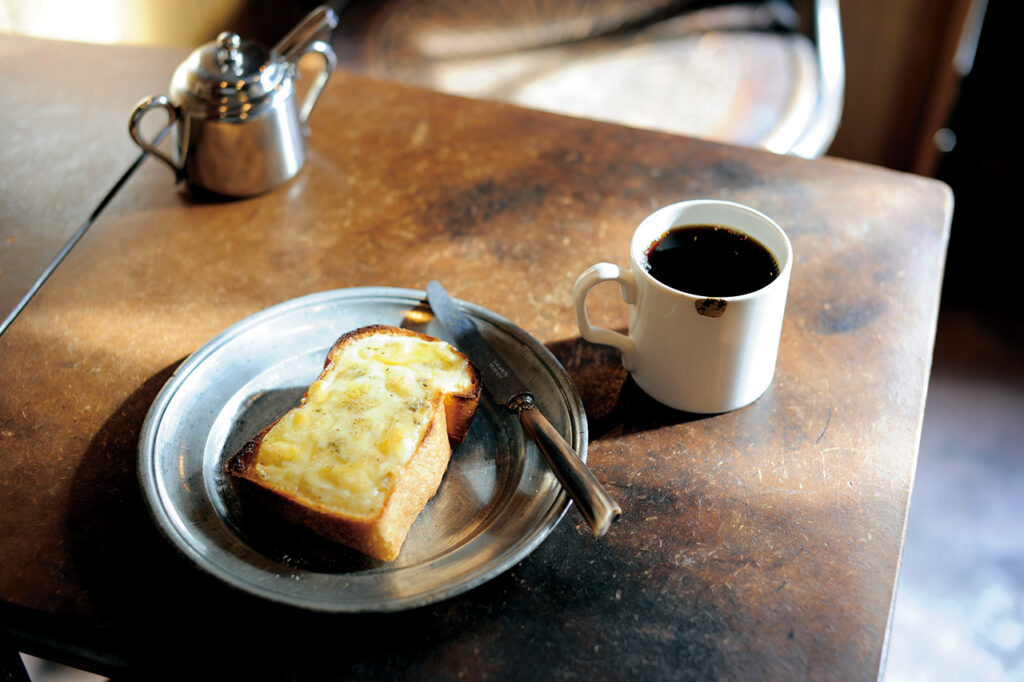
[253,333,473,517]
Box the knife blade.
[426,281,621,537]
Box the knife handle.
[518,405,621,537]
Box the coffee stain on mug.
[695,299,727,318]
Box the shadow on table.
[544,335,709,440]
[56,337,862,679]
[58,356,635,677]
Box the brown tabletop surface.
[0,35,186,327]
[0,37,952,680]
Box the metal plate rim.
[138,286,587,612]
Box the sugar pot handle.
[128,95,186,178]
[273,6,338,131]
[297,40,337,129]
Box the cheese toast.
[226,324,480,561]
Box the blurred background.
[2,0,1021,679]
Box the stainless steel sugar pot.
[129,7,337,197]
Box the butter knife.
[426,281,621,537]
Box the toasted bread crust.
[226,324,480,561]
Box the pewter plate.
[138,287,585,612]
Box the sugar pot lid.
[170,31,289,114]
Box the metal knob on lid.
[216,31,244,74]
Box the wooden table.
[0,35,186,329]
[0,36,952,680]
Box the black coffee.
[644,224,780,297]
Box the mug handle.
[128,95,185,178]
[297,40,337,130]
[573,263,638,370]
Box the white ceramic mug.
[573,200,792,413]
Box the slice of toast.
[226,324,480,561]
